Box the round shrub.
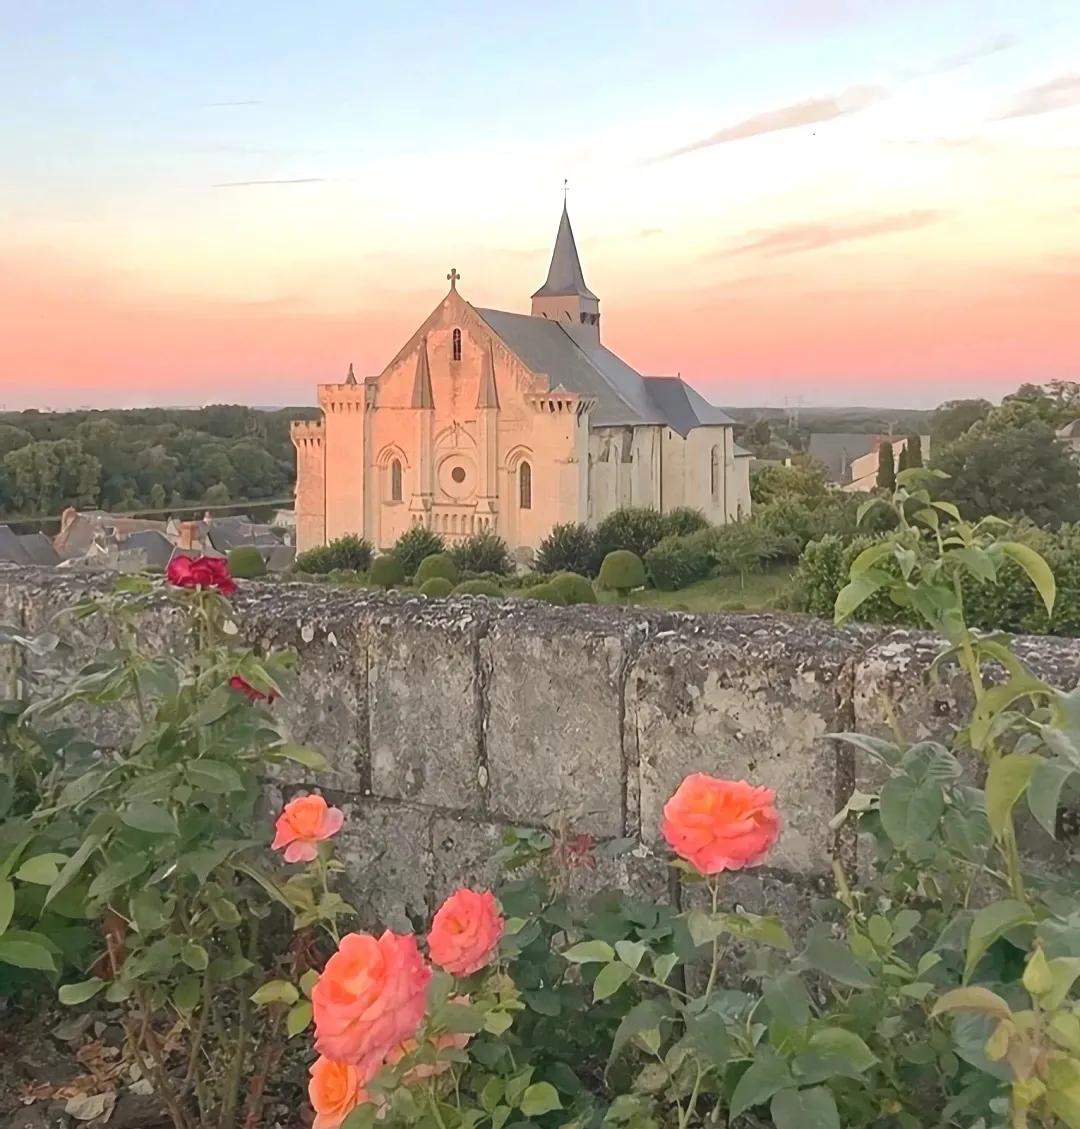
[295,534,372,574]
[419,576,454,598]
[524,583,567,606]
[452,578,503,598]
[550,571,596,605]
[535,522,599,577]
[594,507,668,562]
[369,554,405,589]
[597,549,646,596]
[393,526,445,577]
[416,553,459,585]
[663,507,709,538]
[644,535,710,592]
[450,530,512,576]
[227,545,266,579]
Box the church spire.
[410,337,434,409]
[476,341,499,410]
[344,362,357,386]
[530,199,601,342]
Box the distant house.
[842,435,932,493]
[0,525,60,567]
[807,434,881,484]
[1056,420,1080,456]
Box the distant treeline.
[0,404,319,520]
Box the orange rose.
[661,774,780,875]
[271,794,344,863]
[428,889,504,976]
[309,1056,369,1129]
[385,995,472,1083]
[313,931,431,1069]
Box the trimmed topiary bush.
[597,549,646,597]
[663,507,709,537]
[415,553,459,585]
[450,530,512,576]
[549,571,596,605]
[369,554,405,589]
[418,576,454,598]
[535,522,599,577]
[594,507,668,562]
[644,534,711,591]
[523,583,567,606]
[294,534,373,575]
[452,578,504,598]
[227,545,266,579]
[392,526,445,577]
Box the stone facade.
[291,208,752,555]
[3,568,1077,932]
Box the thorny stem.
[218,918,259,1129]
[703,879,721,1000]
[677,1065,705,1129]
[184,969,214,1122]
[243,1008,284,1129]
[131,989,193,1129]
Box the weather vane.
[562,177,569,201]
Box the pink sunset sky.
[1,0,1078,411]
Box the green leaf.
[1027,759,1074,837]
[562,939,615,964]
[45,835,102,908]
[58,978,105,1006]
[954,546,997,582]
[250,979,299,1006]
[930,986,1012,1019]
[770,1087,840,1129]
[964,900,1034,981]
[88,855,148,899]
[15,854,67,885]
[730,1050,794,1117]
[186,759,244,794]
[834,569,890,624]
[806,1027,877,1073]
[593,961,634,1001]
[300,969,319,998]
[848,542,895,578]
[764,973,811,1032]
[608,999,672,1073]
[121,802,178,836]
[985,754,1039,839]
[519,1083,561,1117]
[879,777,944,848]
[0,879,13,935]
[1001,541,1056,616]
[271,744,330,771]
[614,939,647,970]
[803,934,874,989]
[651,951,678,983]
[173,976,201,1011]
[181,942,209,971]
[0,936,57,971]
[286,1000,313,1037]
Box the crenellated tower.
[318,363,367,543]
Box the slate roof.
[0,525,32,565]
[125,530,175,570]
[18,533,60,567]
[476,308,732,435]
[531,204,597,300]
[807,433,880,482]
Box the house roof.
[125,530,175,570]
[0,525,32,565]
[531,203,597,300]
[807,433,880,482]
[1057,419,1080,438]
[475,308,732,435]
[19,532,60,567]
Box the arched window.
[390,459,402,502]
[710,446,720,502]
[519,461,532,510]
[452,328,462,362]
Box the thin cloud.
[653,85,885,161]
[904,32,1017,78]
[997,73,1080,120]
[210,178,326,188]
[720,210,944,257]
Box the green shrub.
[502,570,556,590]
[452,578,504,597]
[535,522,599,577]
[392,526,445,577]
[415,552,459,585]
[418,576,454,598]
[294,533,373,575]
[644,534,711,591]
[597,549,646,596]
[450,530,512,575]
[663,506,709,537]
[549,571,596,605]
[707,520,782,586]
[227,545,266,579]
[594,507,668,561]
[523,582,567,605]
[369,553,405,589]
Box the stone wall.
[3,568,1078,932]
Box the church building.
[291,205,751,555]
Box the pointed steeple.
[344,362,357,386]
[532,202,597,300]
[476,341,499,410]
[411,337,434,410]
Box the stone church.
[291,205,751,555]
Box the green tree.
[930,398,992,446]
[934,419,1080,527]
[2,439,101,514]
[148,483,167,511]
[749,460,828,506]
[875,441,895,491]
[903,433,923,468]
[0,424,32,460]
[203,482,231,506]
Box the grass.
[597,565,795,613]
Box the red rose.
[229,675,278,704]
[166,554,237,596]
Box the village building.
[291,205,751,555]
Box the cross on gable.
[446,268,460,290]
